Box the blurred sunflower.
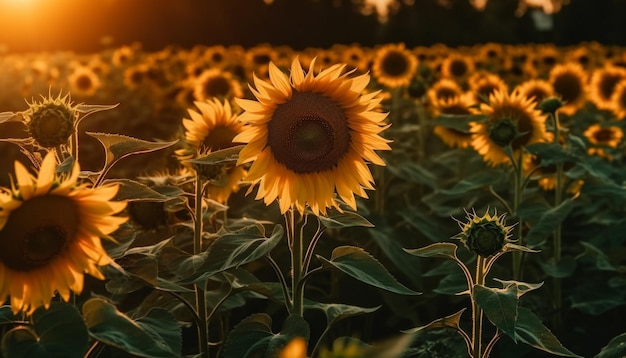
[471,89,549,166]
[432,93,476,149]
[340,44,371,74]
[371,43,418,88]
[68,65,101,98]
[583,124,624,161]
[531,44,561,77]
[468,72,508,104]
[178,98,246,203]
[193,68,244,102]
[548,63,588,116]
[244,43,278,80]
[515,79,554,105]
[440,53,475,86]
[122,63,148,90]
[609,80,626,120]
[203,44,228,68]
[111,44,137,68]
[474,42,505,71]
[588,66,626,111]
[234,57,391,215]
[0,151,127,314]
[427,78,464,107]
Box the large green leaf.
[369,227,424,289]
[104,178,169,201]
[525,142,579,166]
[189,224,284,283]
[222,313,309,358]
[186,145,244,166]
[516,307,582,357]
[317,246,420,295]
[474,284,519,341]
[1,303,89,358]
[82,298,182,358]
[595,331,626,358]
[525,197,575,247]
[404,242,460,260]
[402,308,466,334]
[318,208,374,228]
[86,132,178,179]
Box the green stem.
[472,256,486,358]
[511,150,524,280]
[552,111,564,331]
[286,210,305,317]
[193,174,208,357]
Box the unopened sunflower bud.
[25,93,78,148]
[538,97,564,115]
[455,209,514,258]
[408,79,427,99]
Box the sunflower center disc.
[382,51,409,77]
[488,118,518,147]
[268,91,350,174]
[23,226,67,265]
[0,195,79,271]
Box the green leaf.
[222,314,309,358]
[525,197,575,247]
[189,224,284,283]
[595,331,626,358]
[516,307,582,357]
[82,298,182,358]
[493,279,544,298]
[536,256,577,278]
[439,169,505,196]
[369,227,424,289]
[186,145,244,166]
[386,161,438,189]
[318,208,374,228]
[86,132,178,174]
[399,207,456,242]
[104,178,168,201]
[0,305,17,324]
[525,142,579,166]
[404,242,460,260]
[433,113,488,132]
[1,303,89,358]
[402,308,466,334]
[579,241,619,271]
[317,246,420,295]
[474,284,519,341]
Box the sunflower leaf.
[82,298,181,358]
[0,111,21,124]
[1,303,89,358]
[318,209,374,228]
[402,308,466,334]
[524,196,575,248]
[222,313,309,358]
[103,178,169,201]
[595,332,626,358]
[473,284,519,341]
[516,307,582,357]
[317,246,420,295]
[404,242,460,260]
[186,145,245,166]
[86,132,178,178]
[433,113,489,132]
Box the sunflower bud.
[455,209,513,258]
[538,97,564,115]
[25,93,78,148]
[128,200,167,230]
[488,118,518,147]
[408,78,427,99]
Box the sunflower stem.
[193,173,209,358]
[287,209,305,317]
[511,150,525,281]
[552,111,564,331]
[472,256,486,358]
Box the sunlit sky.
[0,0,622,53]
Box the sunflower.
[470,89,549,166]
[426,78,464,107]
[531,44,561,77]
[179,98,246,203]
[24,92,78,149]
[340,44,371,74]
[514,79,554,105]
[234,57,391,215]
[371,43,418,88]
[122,63,148,90]
[432,93,477,149]
[548,62,588,116]
[0,151,127,314]
[588,66,626,111]
[193,68,244,102]
[609,79,626,120]
[68,65,101,98]
[583,123,624,148]
[474,43,505,71]
[440,53,475,86]
[468,72,509,104]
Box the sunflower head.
[455,208,514,258]
[235,57,391,215]
[25,92,78,148]
[0,151,127,314]
[372,43,418,88]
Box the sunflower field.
[1,18,626,358]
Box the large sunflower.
[470,89,549,166]
[234,57,391,215]
[0,152,126,314]
[179,98,247,203]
